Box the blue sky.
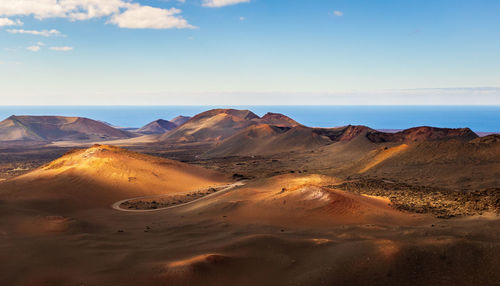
[0,0,499,105]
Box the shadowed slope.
[205,124,287,157]
[367,126,478,143]
[137,119,178,134]
[204,125,378,158]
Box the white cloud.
[332,10,343,17]
[110,4,195,29]
[203,0,250,8]
[0,17,23,27]
[27,45,40,52]
[0,0,193,29]
[49,46,73,52]
[239,16,245,21]
[0,0,124,20]
[7,29,61,37]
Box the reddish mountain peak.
[260,112,301,127]
[311,125,372,142]
[191,109,260,121]
[339,125,372,141]
[367,126,478,143]
[160,109,261,143]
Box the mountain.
[259,112,301,127]
[0,145,227,209]
[160,109,261,143]
[160,109,305,143]
[171,115,191,127]
[353,137,500,188]
[366,126,478,143]
[204,124,375,158]
[312,125,374,142]
[202,119,483,158]
[137,119,178,134]
[205,125,332,157]
[0,115,133,142]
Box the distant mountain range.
[0,109,493,159]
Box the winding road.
[111,181,246,213]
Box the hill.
[202,121,483,158]
[160,109,307,143]
[259,112,301,127]
[366,126,478,142]
[0,145,227,209]
[204,124,374,158]
[171,115,191,126]
[160,109,261,143]
[357,137,500,188]
[0,115,133,142]
[137,119,178,134]
[205,125,332,157]
[183,174,420,226]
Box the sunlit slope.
[0,145,228,208]
[160,109,260,142]
[358,137,500,188]
[181,174,422,226]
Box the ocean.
[0,106,499,132]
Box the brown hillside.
[160,109,260,143]
[137,119,178,134]
[0,115,133,142]
[0,145,227,210]
[367,126,478,143]
[171,115,192,126]
[259,112,301,127]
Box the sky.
[0,0,499,105]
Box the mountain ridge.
[0,115,134,142]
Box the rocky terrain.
[330,179,500,218]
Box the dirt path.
[111,181,246,213]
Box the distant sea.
[1,106,499,132]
